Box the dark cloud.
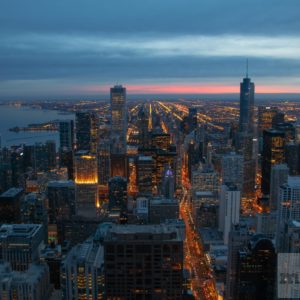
[0,0,299,97]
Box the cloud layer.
[0,0,300,98]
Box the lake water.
[0,105,74,148]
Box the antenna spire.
[246,58,249,78]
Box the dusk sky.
[1,0,300,98]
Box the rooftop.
[0,188,23,198]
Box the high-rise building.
[285,142,299,175]
[136,155,153,195]
[0,262,52,300]
[61,240,104,300]
[277,176,300,251]
[226,223,252,300]
[0,187,24,223]
[219,183,240,245]
[269,163,289,210]
[59,120,74,150]
[98,140,110,186]
[257,106,279,136]
[74,151,99,217]
[110,85,127,154]
[234,236,276,300]
[108,176,127,214]
[110,153,127,178]
[239,74,254,133]
[221,152,244,191]
[162,165,175,199]
[188,107,198,132]
[138,106,149,149]
[21,192,48,242]
[75,111,98,153]
[191,164,219,197]
[103,222,184,299]
[47,180,76,223]
[149,196,179,224]
[261,129,285,195]
[238,72,256,198]
[0,224,44,271]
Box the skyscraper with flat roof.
[103,222,184,299]
[75,112,98,153]
[261,129,285,195]
[110,85,127,154]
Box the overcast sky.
[0,0,300,98]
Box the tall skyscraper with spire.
[239,60,255,133]
[238,61,256,198]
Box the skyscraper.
[61,240,104,300]
[261,129,285,195]
[221,152,244,191]
[110,85,127,154]
[75,112,98,153]
[74,151,99,217]
[0,224,44,271]
[108,176,127,214]
[59,120,74,150]
[238,69,256,198]
[136,155,153,195]
[239,71,254,133]
[219,183,240,245]
[103,222,184,299]
[235,236,276,300]
[269,163,289,210]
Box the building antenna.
[246,58,249,78]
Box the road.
[180,188,218,300]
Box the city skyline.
[1,0,300,98]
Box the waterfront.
[0,105,74,148]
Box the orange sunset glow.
[81,83,300,94]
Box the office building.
[47,180,76,223]
[188,106,198,132]
[191,165,219,196]
[192,190,218,228]
[21,192,48,242]
[257,106,279,136]
[110,153,127,178]
[219,184,240,245]
[285,142,299,175]
[269,163,289,210]
[149,196,179,224]
[108,176,127,213]
[234,236,276,300]
[75,111,98,153]
[138,106,150,148]
[0,224,44,271]
[110,85,127,154]
[61,241,104,300]
[136,155,153,194]
[0,262,52,300]
[162,165,175,199]
[261,129,285,195]
[221,152,244,191]
[238,72,256,198]
[103,222,184,299]
[277,176,300,251]
[226,223,252,300]
[98,140,110,186]
[0,187,23,223]
[74,151,99,217]
[59,120,74,150]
